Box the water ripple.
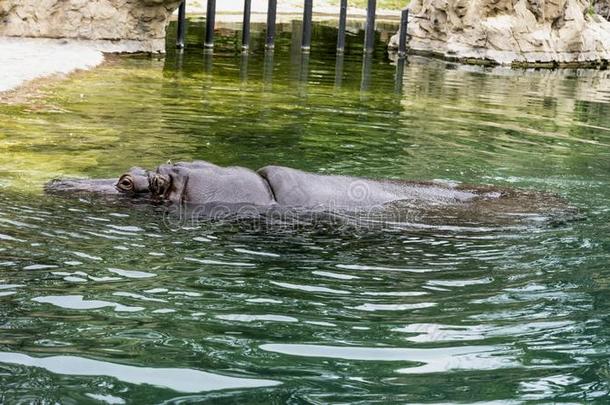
[32,295,144,312]
[0,352,280,392]
[260,344,518,374]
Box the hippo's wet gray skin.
[149,162,275,205]
[45,160,579,225]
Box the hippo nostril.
[149,174,171,198]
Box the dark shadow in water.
[334,52,344,89]
[360,53,374,94]
[290,19,304,82]
[263,49,274,91]
[204,48,213,73]
[394,57,406,94]
[299,52,310,98]
[175,48,185,71]
[240,52,249,83]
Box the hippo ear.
[167,159,173,165]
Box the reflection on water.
[0,352,280,392]
[259,343,518,374]
[0,18,609,403]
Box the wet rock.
[389,0,610,67]
[0,0,182,53]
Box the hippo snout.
[44,178,120,195]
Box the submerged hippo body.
[45,160,579,225]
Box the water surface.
[0,19,609,403]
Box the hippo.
[45,160,579,226]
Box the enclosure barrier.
[266,0,277,49]
[302,0,313,52]
[176,0,410,54]
[397,8,409,57]
[363,0,376,53]
[242,0,252,50]
[336,0,348,53]
[176,1,187,49]
[175,1,411,92]
[204,0,216,48]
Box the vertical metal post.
[242,0,252,51]
[266,0,277,50]
[205,0,216,48]
[398,8,409,57]
[302,0,313,52]
[176,1,186,49]
[336,0,347,53]
[364,0,377,53]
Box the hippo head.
[45,160,276,207]
[45,167,152,198]
[116,167,151,195]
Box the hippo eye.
[116,175,134,192]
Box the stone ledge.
[389,0,610,68]
[0,0,182,53]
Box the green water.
[1,19,610,403]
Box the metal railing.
[175,0,410,55]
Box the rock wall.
[0,0,182,53]
[594,0,610,20]
[390,0,610,67]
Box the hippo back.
[257,166,477,208]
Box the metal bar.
[205,0,216,48]
[336,0,347,53]
[176,1,186,49]
[302,0,313,52]
[364,0,377,53]
[266,0,277,50]
[242,0,252,51]
[398,8,409,57]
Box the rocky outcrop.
[390,0,610,67]
[594,0,610,20]
[0,0,182,53]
